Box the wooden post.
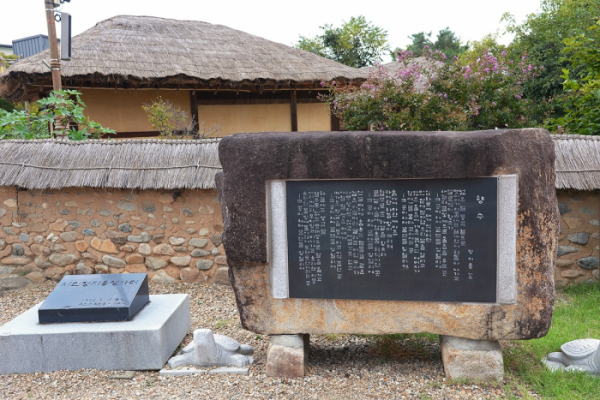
[190,90,199,134]
[330,108,340,131]
[44,0,65,139]
[290,90,298,132]
[44,0,62,91]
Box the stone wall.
[0,186,228,285]
[556,190,600,287]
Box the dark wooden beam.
[290,90,298,132]
[330,107,340,131]
[190,90,199,133]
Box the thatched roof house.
[0,134,596,191]
[0,16,366,137]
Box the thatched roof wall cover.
[554,134,600,191]
[0,134,597,191]
[0,139,221,190]
[0,15,367,101]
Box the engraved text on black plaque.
[286,179,497,302]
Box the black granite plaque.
[38,273,150,323]
[286,178,498,303]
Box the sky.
[1,0,543,62]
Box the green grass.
[504,283,600,399]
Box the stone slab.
[439,335,504,382]
[0,294,190,373]
[217,129,558,340]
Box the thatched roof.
[0,15,367,101]
[554,134,600,191]
[0,134,597,191]
[0,138,221,190]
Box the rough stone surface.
[69,220,82,229]
[151,270,176,284]
[558,203,571,215]
[557,246,580,256]
[191,249,211,257]
[180,267,205,283]
[170,256,191,267]
[75,240,88,252]
[196,259,214,270]
[146,257,168,270]
[128,232,151,243]
[75,262,93,275]
[579,206,596,215]
[266,344,305,378]
[577,257,599,270]
[210,235,222,247]
[590,219,600,227]
[59,232,77,242]
[117,201,137,212]
[49,253,78,267]
[556,259,574,268]
[212,267,231,286]
[126,254,145,264]
[0,295,190,373]
[138,243,151,255]
[439,336,504,382]
[567,233,590,245]
[154,243,175,255]
[169,237,186,246]
[217,129,558,340]
[562,270,584,278]
[102,255,126,269]
[94,264,109,274]
[82,228,96,236]
[189,238,209,248]
[118,223,132,233]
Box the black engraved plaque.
[38,273,150,323]
[286,178,498,302]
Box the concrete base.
[266,334,309,378]
[159,366,249,376]
[440,335,504,382]
[0,294,190,374]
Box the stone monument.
[216,129,558,381]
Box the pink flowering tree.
[322,48,552,131]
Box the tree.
[503,0,600,106]
[404,32,432,57]
[296,16,389,68]
[546,19,600,134]
[396,28,467,60]
[0,90,115,140]
[434,28,469,61]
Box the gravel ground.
[0,282,521,399]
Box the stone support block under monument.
[216,129,559,381]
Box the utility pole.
[44,0,62,91]
[44,0,64,138]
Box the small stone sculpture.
[168,329,254,368]
[543,338,600,376]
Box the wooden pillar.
[290,91,298,132]
[330,108,340,131]
[190,90,199,133]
